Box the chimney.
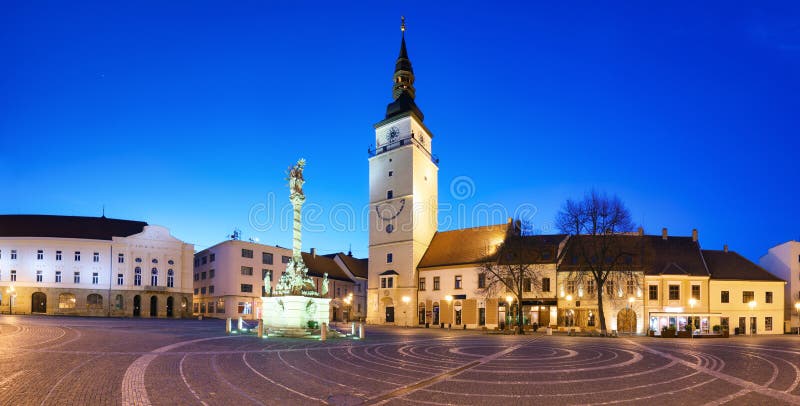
[692,229,698,242]
[662,227,668,240]
[311,248,316,258]
[723,244,728,253]
[637,226,644,236]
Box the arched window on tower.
[151,268,158,286]
[167,269,174,288]
[134,267,142,286]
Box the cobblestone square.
[2,315,800,405]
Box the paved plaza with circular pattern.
[2,315,800,405]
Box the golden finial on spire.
[401,16,406,32]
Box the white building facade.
[760,240,800,332]
[0,215,194,318]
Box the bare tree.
[478,230,549,335]
[556,190,639,335]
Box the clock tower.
[367,18,439,325]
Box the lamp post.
[748,300,757,335]
[401,295,410,327]
[688,298,697,338]
[628,296,635,335]
[445,295,453,328]
[6,285,15,315]
[795,302,800,336]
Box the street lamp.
[748,300,757,335]
[628,296,635,335]
[401,296,410,327]
[795,302,800,336]
[6,285,15,315]
[688,298,697,338]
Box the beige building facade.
[193,239,367,321]
[760,240,800,332]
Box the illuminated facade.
[0,215,194,318]
[759,240,800,333]
[193,239,367,321]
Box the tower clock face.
[388,126,400,143]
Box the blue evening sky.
[2,2,798,262]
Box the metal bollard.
[321,322,328,341]
[226,317,232,334]
[359,322,365,339]
[258,319,264,337]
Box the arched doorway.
[166,296,174,318]
[150,296,158,317]
[381,297,394,323]
[133,295,141,317]
[31,292,47,313]
[617,308,637,333]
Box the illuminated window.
[567,280,576,294]
[585,279,593,295]
[742,291,754,303]
[59,293,76,309]
[627,280,636,296]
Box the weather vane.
[401,16,406,33]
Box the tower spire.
[392,16,415,100]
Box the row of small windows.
[194,269,216,281]
[194,251,291,267]
[194,285,216,295]
[0,268,174,287]
[0,250,174,265]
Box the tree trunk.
[517,293,524,335]
[597,288,607,336]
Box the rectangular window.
[607,281,616,296]
[194,288,199,295]
[241,266,253,276]
[11,250,17,260]
[433,276,440,291]
[721,290,729,303]
[92,272,99,284]
[117,273,124,285]
[567,280,576,294]
[765,316,773,331]
[649,285,658,300]
[743,291,754,303]
[262,252,273,264]
[74,251,81,261]
[586,279,594,295]
[387,253,393,263]
[209,253,215,262]
[93,252,100,263]
[627,279,636,296]
[36,270,43,282]
[691,285,700,300]
[668,285,680,301]
[209,285,215,294]
[241,284,253,293]
[282,256,291,264]
[387,190,393,199]
[381,277,386,289]
[56,250,62,261]
[478,273,486,289]
[11,270,17,282]
[242,249,254,258]
[201,256,207,265]
[766,291,773,304]
[388,170,393,177]
[209,269,215,278]
[455,275,463,289]
[55,271,62,283]
[194,273,199,281]
[74,272,80,284]
[418,277,426,291]
[542,277,550,292]
[479,308,486,326]
[523,278,532,292]
[201,287,207,294]
[118,253,125,263]
[37,250,44,260]
[263,269,273,282]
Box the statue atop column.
[274,158,319,297]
